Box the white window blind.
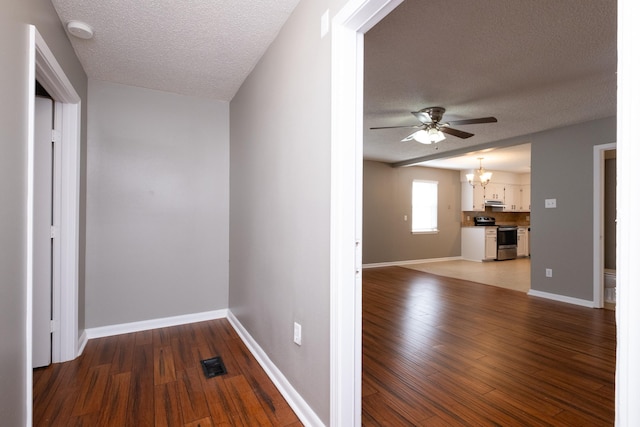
[412,180,438,233]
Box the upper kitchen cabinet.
[461,181,486,210]
[520,184,531,212]
[460,171,531,212]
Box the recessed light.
[66,20,94,40]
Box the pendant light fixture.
[466,157,492,188]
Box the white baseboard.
[77,329,88,357]
[227,311,324,427]
[363,256,462,269]
[84,309,228,339]
[527,290,595,308]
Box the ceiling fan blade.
[441,127,474,139]
[370,124,421,130]
[411,111,433,124]
[446,116,497,126]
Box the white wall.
[86,80,229,327]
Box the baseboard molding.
[527,290,595,308]
[77,329,88,357]
[227,311,324,427]
[84,309,228,339]
[363,256,463,269]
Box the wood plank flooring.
[33,319,301,427]
[34,267,616,426]
[362,267,616,426]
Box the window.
[412,180,438,233]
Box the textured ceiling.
[50,0,615,172]
[51,0,301,101]
[364,0,617,169]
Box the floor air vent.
[200,356,227,378]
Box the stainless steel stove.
[474,216,517,260]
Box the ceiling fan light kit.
[371,106,497,145]
[413,128,445,144]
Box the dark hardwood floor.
[34,267,616,426]
[362,266,616,426]
[33,319,301,426]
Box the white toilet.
[604,269,616,303]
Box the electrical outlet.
[546,268,553,278]
[293,322,302,346]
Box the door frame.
[593,142,616,308]
[33,26,82,363]
[330,0,403,424]
[27,25,81,417]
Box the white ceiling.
[51,0,301,101]
[363,0,617,171]
[424,143,531,174]
[50,0,615,173]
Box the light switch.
[545,198,557,208]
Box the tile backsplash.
[461,210,530,227]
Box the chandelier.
[466,157,492,188]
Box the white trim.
[527,290,595,308]
[84,310,228,339]
[617,0,640,424]
[593,143,616,309]
[77,329,88,357]
[34,32,79,104]
[330,1,403,425]
[363,256,463,269]
[26,26,36,427]
[51,102,63,361]
[32,27,82,365]
[227,312,324,427]
[57,102,81,361]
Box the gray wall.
[0,1,87,424]
[363,161,462,264]
[86,80,229,327]
[229,0,349,422]
[530,116,616,300]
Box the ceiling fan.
[370,106,497,144]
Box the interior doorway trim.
[330,0,403,424]
[28,24,81,369]
[593,142,616,309]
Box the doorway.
[27,25,82,424]
[593,143,617,308]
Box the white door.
[33,96,54,368]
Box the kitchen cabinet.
[519,185,531,212]
[517,227,528,257]
[485,228,497,259]
[462,227,497,261]
[484,183,504,202]
[460,172,530,212]
[503,184,521,212]
[461,183,485,211]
